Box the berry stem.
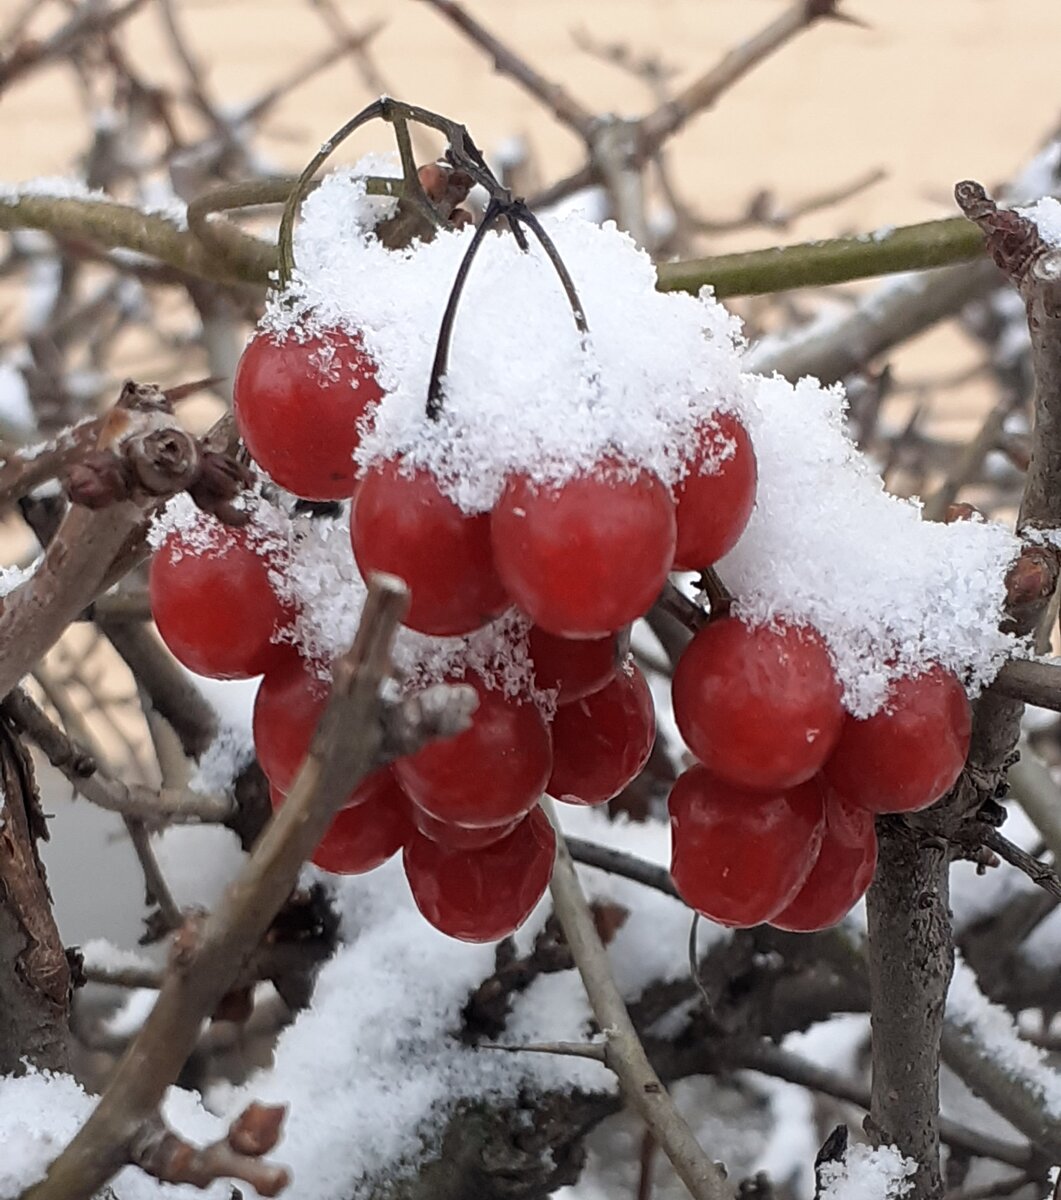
[426,198,507,421]
[514,204,589,335]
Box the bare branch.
[1006,744,1061,862]
[980,828,1061,901]
[418,0,595,140]
[4,687,233,823]
[0,720,71,1074]
[639,0,860,153]
[0,0,148,92]
[994,659,1061,712]
[730,1039,1039,1172]
[545,802,733,1200]
[23,575,476,1200]
[866,829,952,1198]
[656,217,984,298]
[746,258,999,384]
[130,1106,289,1197]
[0,193,276,286]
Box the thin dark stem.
[514,203,590,335]
[277,98,386,286]
[426,199,506,420]
[566,836,679,899]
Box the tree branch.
[729,1039,1038,1172]
[866,827,952,1199]
[4,687,232,823]
[993,659,1061,712]
[0,193,276,286]
[0,719,70,1074]
[418,0,595,139]
[639,0,860,153]
[545,803,733,1200]
[23,575,476,1200]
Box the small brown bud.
[944,502,980,523]
[64,451,132,508]
[228,1103,286,1157]
[1004,545,1056,611]
[188,451,254,526]
[591,901,629,946]
[127,428,200,495]
[418,163,448,203]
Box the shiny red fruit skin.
[672,617,844,791]
[490,460,677,638]
[233,327,382,500]
[350,460,508,636]
[270,771,412,874]
[528,626,620,702]
[770,792,877,931]
[254,658,383,810]
[548,666,655,806]
[409,802,519,849]
[254,659,328,791]
[403,806,556,942]
[673,411,758,570]
[394,674,552,827]
[668,766,826,928]
[822,665,971,813]
[150,525,292,680]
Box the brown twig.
[980,828,1061,901]
[130,1106,289,1196]
[419,0,595,140]
[545,801,733,1200]
[0,719,71,1074]
[4,687,231,823]
[23,575,476,1200]
[638,0,861,154]
[0,0,148,91]
[730,1040,1038,1172]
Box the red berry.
[350,459,508,636]
[403,807,555,942]
[668,766,825,927]
[254,658,384,810]
[150,523,292,680]
[394,674,552,827]
[233,327,382,500]
[672,617,844,791]
[409,802,519,849]
[673,411,757,570]
[770,792,877,931]
[271,770,412,874]
[528,626,620,702]
[254,659,327,791]
[490,459,676,637]
[548,666,655,806]
[822,665,971,814]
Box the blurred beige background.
[5,0,1060,236]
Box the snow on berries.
[148,151,1027,943]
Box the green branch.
[655,216,985,297]
[0,189,987,300]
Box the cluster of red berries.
[669,617,972,929]
[148,322,757,942]
[149,315,973,944]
